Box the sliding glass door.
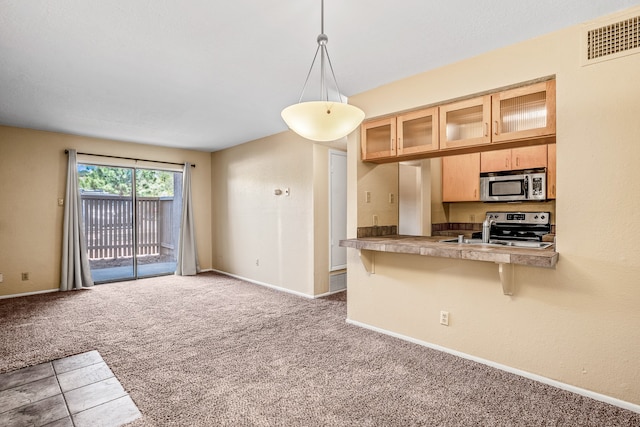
[78,164,182,283]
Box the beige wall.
[0,125,212,297]
[347,7,640,406]
[211,131,336,296]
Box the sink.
[439,238,553,249]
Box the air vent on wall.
[582,8,640,66]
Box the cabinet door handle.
[391,138,395,151]
[505,159,509,168]
[484,123,488,137]
[493,120,498,135]
[516,157,520,167]
[552,185,556,196]
[474,189,477,199]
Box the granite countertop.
[340,235,558,268]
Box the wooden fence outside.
[81,194,174,260]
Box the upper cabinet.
[397,107,439,156]
[361,79,557,164]
[361,107,438,161]
[439,96,492,149]
[480,145,548,173]
[491,80,556,143]
[442,153,481,202]
[361,117,396,160]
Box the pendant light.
[281,0,365,142]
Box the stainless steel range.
[440,211,554,249]
[478,211,552,242]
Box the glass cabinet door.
[397,107,439,155]
[492,80,556,142]
[439,96,491,149]
[361,117,396,160]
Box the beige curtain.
[175,163,199,275]
[60,149,94,290]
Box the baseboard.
[210,269,314,299]
[346,318,640,414]
[0,289,59,300]
[313,289,347,299]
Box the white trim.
[0,289,59,300]
[210,269,314,299]
[313,289,347,299]
[346,318,640,415]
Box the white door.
[330,151,347,271]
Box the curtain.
[60,149,94,290]
[175,163,199,275]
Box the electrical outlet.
[440,310,449,326]
[0,273,3,283]
[389,193,394,204]
[373,215,378,226]
[469,214,475,222]
[365,191,371,203]
[58,198,64,206]
[21,272,29,281]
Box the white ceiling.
[0,0,637,152]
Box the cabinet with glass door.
[491,80,556,143]
[361,107,438,161]
[439,96,491,149]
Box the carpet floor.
[1,272,638,426]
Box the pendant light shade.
[281,0,364,142]
[281,101,365,142]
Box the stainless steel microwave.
[480,169,546,202]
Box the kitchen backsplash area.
[432,222,556,240]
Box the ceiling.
[0,0,637,152]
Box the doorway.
[329,150,347,272]
[78,164,183,283]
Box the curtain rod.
[64,149,196,168]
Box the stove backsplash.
[432,222,556,236]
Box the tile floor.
[0,350,141,427]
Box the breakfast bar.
[340,235,558,295]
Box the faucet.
[482,218,495,243]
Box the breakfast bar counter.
[340,235,558,295]
[340,235,558,268]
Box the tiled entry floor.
[0,350,141,427]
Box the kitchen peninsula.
[340,234,557,295]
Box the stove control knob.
[534,215,539,219]
[541,215,546,220]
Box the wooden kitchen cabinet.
[397,107,439,156]
[480,145,548,173]
[439,96,491,149]
[442,153,481,202]
[361,117,396,160]
[361,108,438,161]
[547,143,556,199]
[491,80,556,143]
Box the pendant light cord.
[295,0,345,104]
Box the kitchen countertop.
[339,235,558,268]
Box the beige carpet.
[1,272,638,426]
